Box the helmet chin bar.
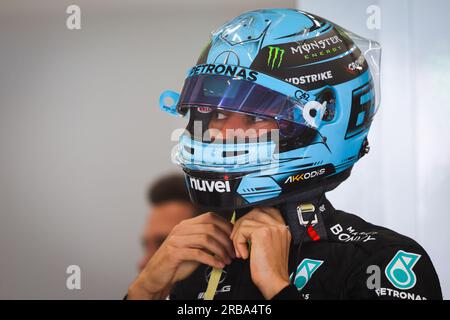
[185,166,352,213]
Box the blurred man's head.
[138,173,197,271]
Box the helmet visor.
[177,74,327,130]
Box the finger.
[247,210,280,225]
[230,209,279,241]
[177,248,225,269]
[172,224,235,259]
[231,212,260,240]
[232,219,265,260]
[268,224,291,260]
[172,234,232,264]
[248,207,285,225]
[191,212,233,235]
[260,207,286,224]
[231,217,265,258]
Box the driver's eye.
[252,116,266,123]
[246,115,267,124]
[215,111,228,120]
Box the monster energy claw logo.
[267,46,285,69]
[289,258,323,291]
[385,250,421,290]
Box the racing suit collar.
[277,193,333,245]
[231,193,333,245]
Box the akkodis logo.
[267,46,285,69]
[385,250,421,290]
[290,258,323,291]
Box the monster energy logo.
[267,46,285,69]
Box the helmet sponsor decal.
[197,106,213,114]
[346,54,366,74]
[189,64,258,82]
[290,34,344,61]
[345,80,375,139]
[385,250,421,290]
[250,27,368,91]
[294,89,311,102]
[267,46,285,69]
[285,70,333,86]
[284,168,326,184]
[189,177,231,193]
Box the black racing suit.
[169,196,442,300]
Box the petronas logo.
[267,46,285,69]
[289,258,323,291]
[385,250,421,290]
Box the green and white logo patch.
[385,250,421,290]
[290,258,323,291]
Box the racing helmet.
[159,8,381,211]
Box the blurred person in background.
[138,173,198,271]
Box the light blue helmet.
[160,8,381,211]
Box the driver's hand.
[231,207,291,299]
[128,212,235,299]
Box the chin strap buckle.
[297,203,317,226]
[297,203,322,242]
